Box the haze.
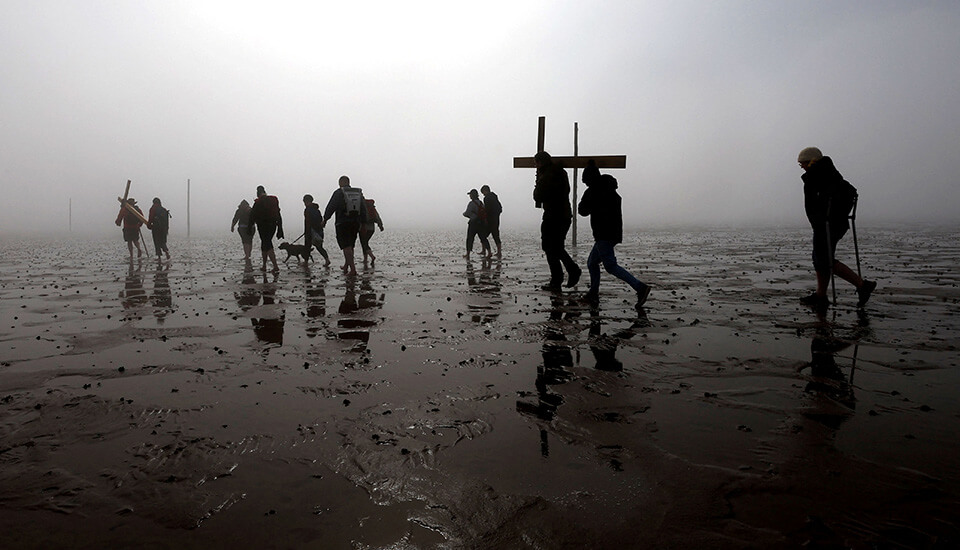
[2,1,958,238]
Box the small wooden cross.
[513,116,627,169]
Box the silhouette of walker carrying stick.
[116,179,150,258]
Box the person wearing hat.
[463,188,492,261]
[797,147,876,309]
[115,197,144,259]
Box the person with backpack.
[248,185,283,272]
[323,175,367,276]
[359,198,384,267]
[577,160,650,309]
[480,185,502,257]
[115,197,145,259]
[146,197,171,260]
[463,188,492,261]
[303,194,331,266]
[797,147,876,309]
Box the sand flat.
[1,227,959,548]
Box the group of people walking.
[520,147,875,311]
[230,176,384,275]
[115,197,171,260]
[120,145,877,313]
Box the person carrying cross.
[533,151,581,291]
[115,198,144,259]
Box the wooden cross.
[117,179,149,225]
[514,116,627,245]
[512,116,627,169]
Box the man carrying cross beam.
[115,197,145,259]
[533,151,581,290]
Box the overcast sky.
[2,0,958,237]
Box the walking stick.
[850,194,861,279]
[825,198,837,306]
[138,227,150,258]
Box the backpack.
[342,187,364,217]
[364,199,379,223]
[485,193,502,216]
[474,199,487,223]
[153,206,170,232]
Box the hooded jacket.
[578,170,622,244]
[801,156,856,231]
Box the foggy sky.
[2,1,958,238]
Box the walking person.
[480,184,502,257]
[359,198,384,266]
[146,197,171,260]
[248,185,282,272]
[797,147,876,309]
[463,189,491,261]
[323,175,367,276]
[115,198,144,259]
[303,194,331,266]
[231,199,254,260]
[533,151,581,290]
[577,160,650,309]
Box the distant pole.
[69,198,72,232]
[572,122,579,247]
[187,178,191,239]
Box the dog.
[278,242,313,264]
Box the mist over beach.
[3,1,960,547]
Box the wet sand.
[1,226,959,549]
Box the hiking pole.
[138,228,150,258]
[850,194,861,279]
[824,219,836,306]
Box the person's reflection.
[336,274,384,350]
[235,259,260,310]
[466,259,503,324]
[150,261,173,324]
[250,270,284,348]
[516,295,578,457]
[587,307,651,372]
[120,259,147,310]
[304,275,327,339]
[801,311,870,424]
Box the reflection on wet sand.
[120,259,147,310]
[150,261,173,324]
[466,258,502,324]
[337,274,384,351]
[234,260,285,349]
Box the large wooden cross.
[117,179,149,225]
[514,116,627,245]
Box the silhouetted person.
[248,185,282,272]
[303,194,331,266]
[231,199,253,260]
[323,175,367,276]
[578,160,650,309]
[115,198,144,259]
[797,147,876,309]
[480,185,502,257]
[359,198,384,267]
[146,197,171,260]
[463,189,491,260]
[533,151,580,290]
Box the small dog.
[278,242,312,263]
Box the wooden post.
[572,122,579,246]
[187,179,191,239]
[69,198,72,232]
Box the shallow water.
[1,226,959,548]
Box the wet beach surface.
[1,227,959,549]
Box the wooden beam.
[513,155,627,169]
[117,197,149,225]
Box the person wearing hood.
[577,159,650,309]
[797,147,876,309]
[231,199,254,260]
[248,185,282,272]
[303,194,331,266]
